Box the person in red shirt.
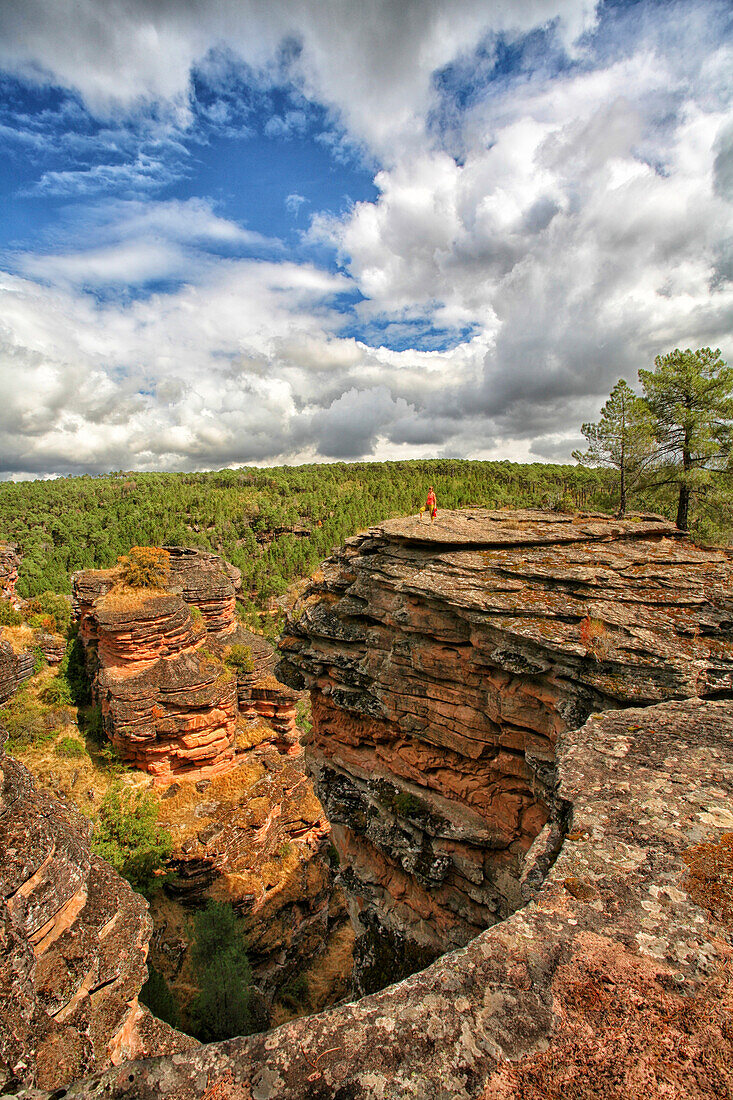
[425,486,437,523]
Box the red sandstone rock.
[0,545,20,606]
[277,509,733,990]
[164,546,241,636]
[0,727,195,1093]
[72,578,238,782]
[38,698,733,1100]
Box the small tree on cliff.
[573,379,653,515]
[92,783,173,895]
[639,348,733,531]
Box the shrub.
[223,644,255,673]
[80,704,105,745]
[92,783,172,895]
[60,636,91,706]
[25,612,56,632]
[280,973,309,1010]
[117,547,170,589]
[139,964,180,1029]
[188,604,204,625]
[55,736,87,758]
[39,675,73,707]
[1,687,55,753]
[0,601,22,627]
[579,614,613,660]
[29,591,72,636]
[295,697,312,736]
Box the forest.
[0,456,728,607]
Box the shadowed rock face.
[277,509,733,990]
[28,698,733,1100]
[0,728,194,1093]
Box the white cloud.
[1,0,732,476]
[0,1,599,156]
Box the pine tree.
[639,348,733,531]
[573,379,653,515]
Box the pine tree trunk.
[676,483,690,531]
[619,464,626,516]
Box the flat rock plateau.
[3,510,733,1099]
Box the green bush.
[1,687,55,753]
[92,783,172,895]
[0,600,22,626]
[280,973,309,1010]
[295,697,312,736]
[60,636,91,706]
[117,546,170,588]
[25,612,55,631]
[139,964,180,1029]
[55,736,87,758]
[39,675,73,707]
[32,591,72,635]
[80,704,105,745]
[188,604,203,625]
[223,644,255,673]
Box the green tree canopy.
[573,379,653,515]
[188,900,255,1042]
[639,347,733,530]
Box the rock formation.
[0,545,20,605]
[0,643,35,705]
[277,509,733,990]
[72,549,348,1012]
[73,549,300,783]
[28,696,733,1100]
[0,726,194,1094]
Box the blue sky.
[0,0,731,476]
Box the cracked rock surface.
[18,697,733,1100]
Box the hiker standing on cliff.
[421,486,437,524]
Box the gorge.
[1,509,732,1099]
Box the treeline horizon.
[0,457,728,604]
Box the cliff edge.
[278,508,733,990]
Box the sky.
[0,0,732,479]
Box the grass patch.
[55,736,88,759]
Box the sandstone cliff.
[277,509,733,990]
[0,727,194,1093]
[0,545,20,605]
[32,697,733,1100]
[72,549,299,782]
[71,550,347,1014]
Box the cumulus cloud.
[0,0,732,477]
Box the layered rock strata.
[32,697,733,1100]
[0,727,194,1093]
[72,552,296,782]
[72,551,347,1008]
[0,643,35,704]
[278,509,733,989]
[150,734,338,1001]
[164,546,241,635]
[0,545,20,605]
[75,585,237,781]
